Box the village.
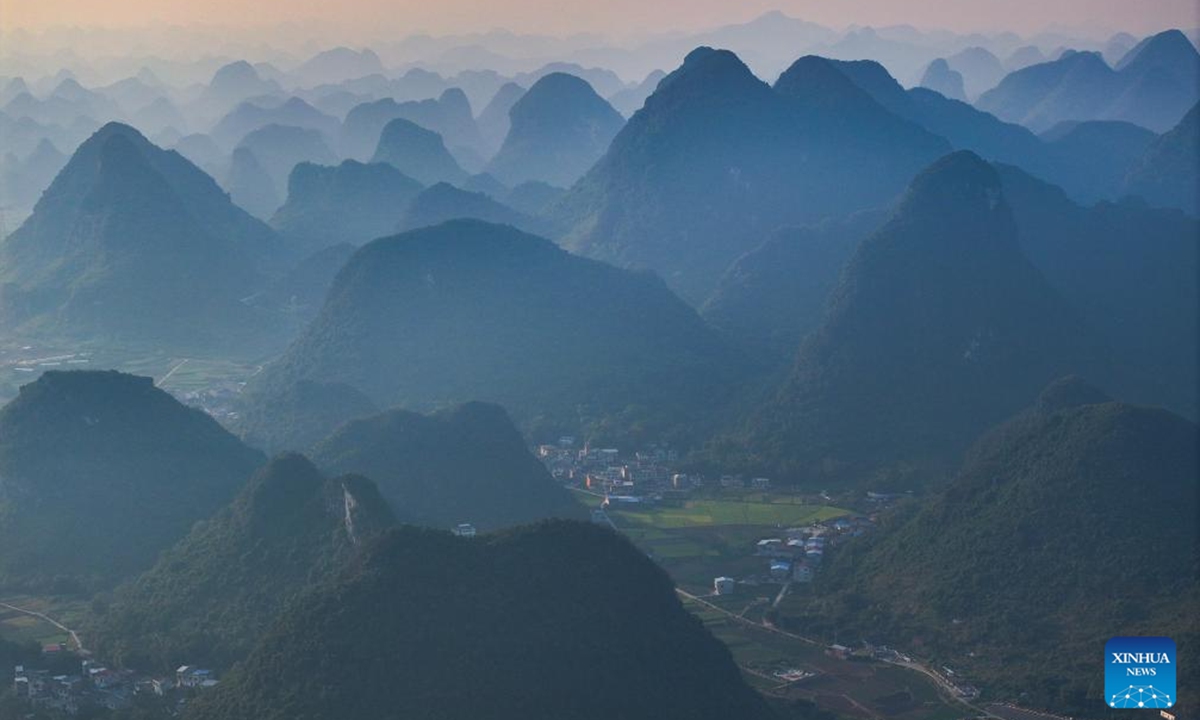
[535,436,897,593]
[11,645,218,716]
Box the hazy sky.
[2,0,1196,37]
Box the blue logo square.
[1106,637,1176,709]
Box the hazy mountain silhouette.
[272,160,424,251]
[211,97,339,151]
[1123,103,1199,215]
[396,182,547,235]
[486,73,624,187]
[701,211,886,360]
[0,122,284,350]
[250,219,745,439]
[977,31,1200,132]
[225,146,281,220]
[0,371,264,591]
[475,81,525,157]
[998,163,1199,417]
[294,46,385,85]
[736,152,1111,485]
[311,402,584,530]
[827,57,1145,205]
[552,48,948,304]
[608,69,667,117]
[504,179,566,215]
[234,124,338,208]
[919,59,967,101]
[1039,120,1156,203]
[171,132,225,177]
[198,61,282,120]
[370,117,468,185]
[342,89,483,162]
[0,137,66,211]
[944,46,1005,98]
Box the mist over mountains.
[0,10,1196,720]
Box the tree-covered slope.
[0,371,264,592]
[311,402,584,531]
[800,378,1199,713]
[251,219,746,441]
[184,521,773,720]
[0,123,284,352]
[271,160,424,252]
[86,454,394,672]
[997,163,1199,418]
[550,48,948,304]
[486,72,624,187]
[733,152,1111,486]
[1123,103,1199,216]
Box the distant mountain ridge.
[0,122,286,351]
[486,72,624,187]
[311,402,584,530]
[733,152,1112,486]
[271,160,424,251]
[977,30,1200,132]
[552,47,949,304]
[249,219,746,442]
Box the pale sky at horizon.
[2,0,1197,39]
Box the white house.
[714,577,736,595]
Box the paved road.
[0,600,85,653]
[157,358,190,386]
[677,587,999,719]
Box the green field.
[0,338,265,404]
[571,490,851,591]
[616,498,849,529]
[0,595,88,647]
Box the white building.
[714,577,736,595]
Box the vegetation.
[250,219,749,443]
[0,371,264,592]
[701,212,883,361]
[999,163,1199,419]
[185,521,774,720]
[0,123,288,355]
[486,72,624,187]
[236,378,378,455]
[788,379,1199,713]
[311,402,584,530]
[550,47,949,304]
[729,152,1112,487]
[271,160,424,252]
[85,455,394,671]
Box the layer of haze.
[4,0,1197,37]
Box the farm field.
[0,595,88,648]
[683,595,965,720]
[0,339,263,404]
[578,491,852,591]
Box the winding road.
[0,600,85,653]
[676,587,999,719]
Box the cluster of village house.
[12,649,217,715]
[537,437,683,495]
[537,436,780,499]
[714,515,877,595]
